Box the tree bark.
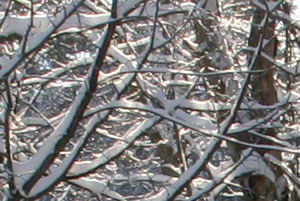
[249,1,277,106]
[246,1,288,200]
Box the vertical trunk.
[248,1,279,156]
[248,0,279,159]
[246,1,287,200]
[249,1,277,106]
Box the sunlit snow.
[292,0,300,20]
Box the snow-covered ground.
[292,0,300,20]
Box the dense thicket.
[0,0,300,201]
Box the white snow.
[292,0,300,20]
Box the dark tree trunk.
[246,1,288,200]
